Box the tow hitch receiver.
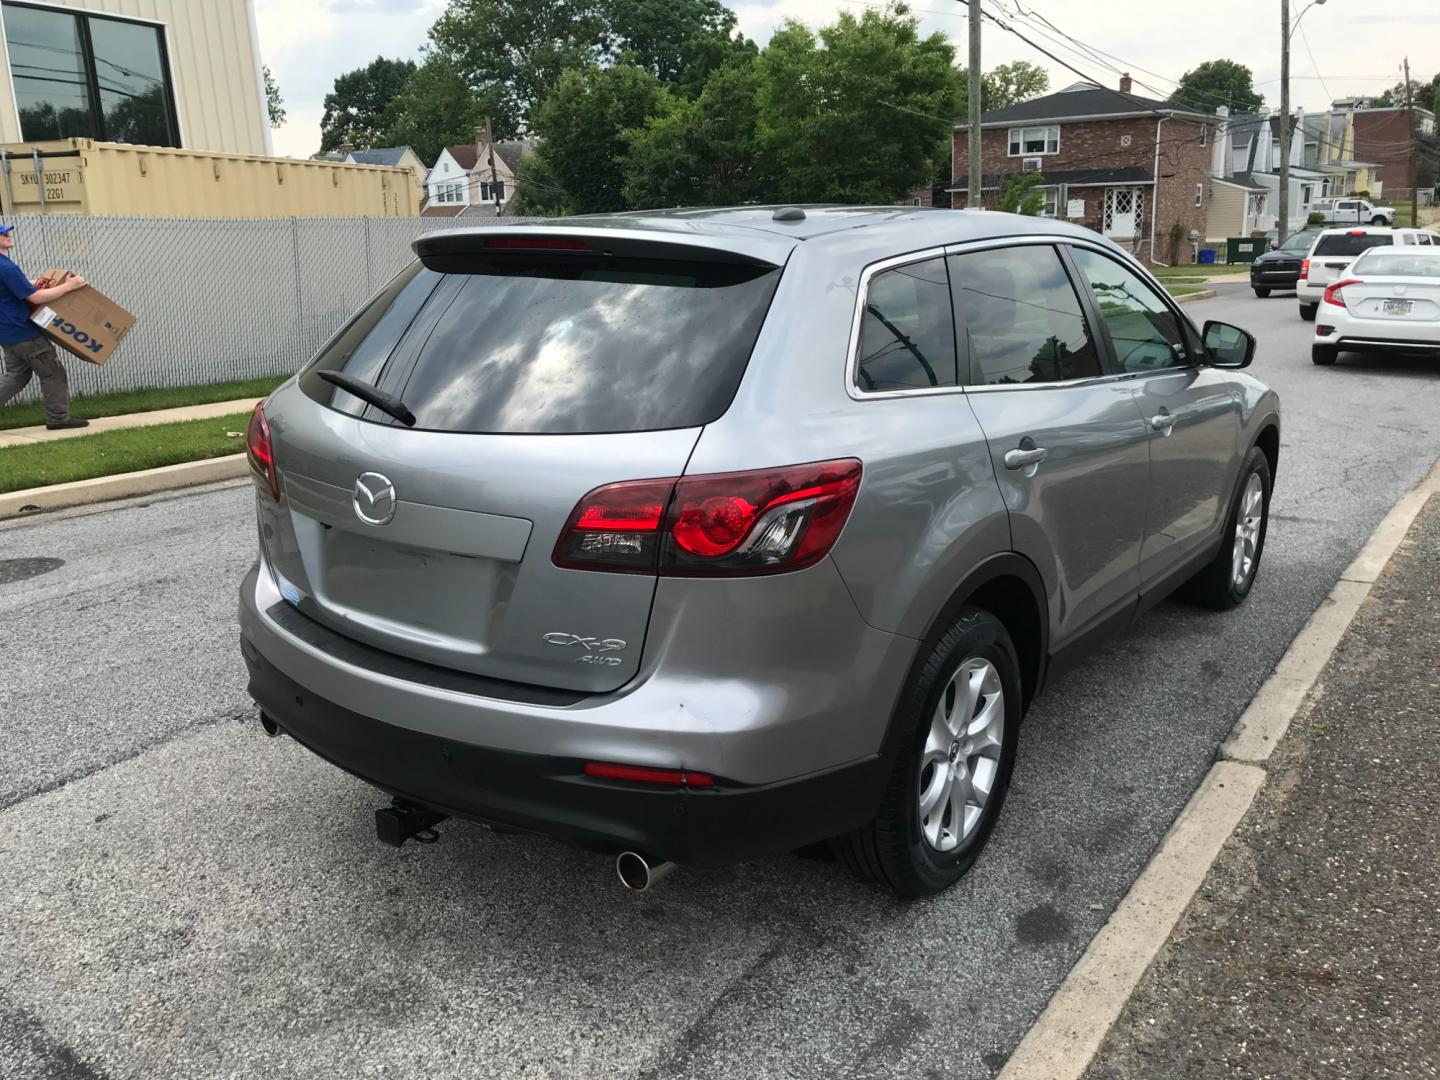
[375,801,448,848]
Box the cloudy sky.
[256,0,1437,160]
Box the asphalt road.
[3,281,1440,1080]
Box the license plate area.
[1382,299,1413,315]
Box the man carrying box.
[0,223,91,430]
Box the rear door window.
[304,256,780,434]
[1313,234,1394,257]
[949,245,1102,385]
[854,257,958,391]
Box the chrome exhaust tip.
[258,712,282,738]
[616,851,676,892]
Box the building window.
[3,2,180,147]
[1195,183,1204,208]
[1008,125,1059,156]
[478,180,507,202]
[911,197,921,206]
[1041,186,1059,217]
[434,181,464,205]
[1200,125,1208,148]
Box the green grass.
[1375,201,1417,228]
[0,374,285,431]
[1165,284,1209,298]
[1152,262,1249,279]
[0,412,252,493]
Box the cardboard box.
[28,268,136,366]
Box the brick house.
[951,77,1219,264]
[1352,105,1437,202]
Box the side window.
[855,257,958,391]
[949,245,1101,385]
[1069,248,1192,373]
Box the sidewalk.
[0,398,260,450]
[1085,493,1440,1079]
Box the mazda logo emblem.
[353,472,397,526]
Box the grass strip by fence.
[1166,284,1208,297]
[1152,263,1250,279]
[0,412,252,493]
[0,375,285,431]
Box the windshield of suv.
[1280,230,1318,253]
[301,256,781,435]
[1313,233,1394,257]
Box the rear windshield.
[1313,234,1394,257]
[1351,251,1440,278]
[301,256,781,434]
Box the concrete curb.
[0,454,249,519]
[1175,289,1216,304]
[998,454,1440,1080]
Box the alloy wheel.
[1231,472,1265,589]
[917,657,1005,852]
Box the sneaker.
[45,417,89,430]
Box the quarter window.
[3,2,179,146]
[1069,248,1192,373]
[855,258,958,391]
[1008,125,1060,156]
[949,245,1101,385]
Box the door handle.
[1150,412,1174,432]
[1004,447,1048,470]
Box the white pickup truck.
[1310,198,1395,226]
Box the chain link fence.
[0,212,544,403]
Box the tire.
[1371,216,1387,226]
[1299,303,1318,322]
[1312,344,1338,366]
[1182,446,1271,611]
[1253,287,1271,298]
[832,607,1021,896]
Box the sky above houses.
[256,0,1438,162]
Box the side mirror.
[1203,320,1255,368]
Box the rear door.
[1067,246,1241,591]
[1308,231,1394,289]
[951,241,1150,646]
[260,238,783,693]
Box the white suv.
[1296,227,1433,320]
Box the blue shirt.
[0,254,41,346]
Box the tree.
[319,57,417,151]
[999,172,1045,215]
[526,64,672,214]
[623,57,763,208]
[754,7,961,204]
[425,0,610,137]
[382,56,493,165]
[1171,59,1262,114]
[601,0,737,83]
[263,65,285,128]
[981,60,1048,110]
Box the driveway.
[3,282,1440,1079]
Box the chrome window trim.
[845,233,1185,401]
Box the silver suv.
[239,208,1280,896]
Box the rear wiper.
[317,370,416,427]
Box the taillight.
[1323,278,1362,308]
[484,236,591,251]
[246,401,280,501]
[553,459,863,577]
[1299,258,1309,280]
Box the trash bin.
[1197,249,1217,265]
[1225,237,1263,264]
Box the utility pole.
[485,116,500,216]
[1278,0,1290,241]
[968,0,982,209]
[1404,56,1418,229]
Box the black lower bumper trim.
[241,635,889,865]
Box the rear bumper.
[241,635,888,863]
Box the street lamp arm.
[1287,0,1327,39]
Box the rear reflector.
[553,459,863,577]
[483,236,592,251]
[584,762,715,787]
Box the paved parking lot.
[4,282,1440,1080]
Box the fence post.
[290,217,304,368]
[363,217,373,293]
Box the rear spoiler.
[413,227,786,269]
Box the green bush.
[1307,211,1326,225]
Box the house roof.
[442,144,479,171]
[421,203,467,218]
[947,165,1153,193]
[1215,173,1269,191]
[347,147,414,167]
[491,140,532,174]
[957,83,1214,128]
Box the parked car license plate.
[1382,299,1413,315]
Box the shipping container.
[0,140,418,219]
